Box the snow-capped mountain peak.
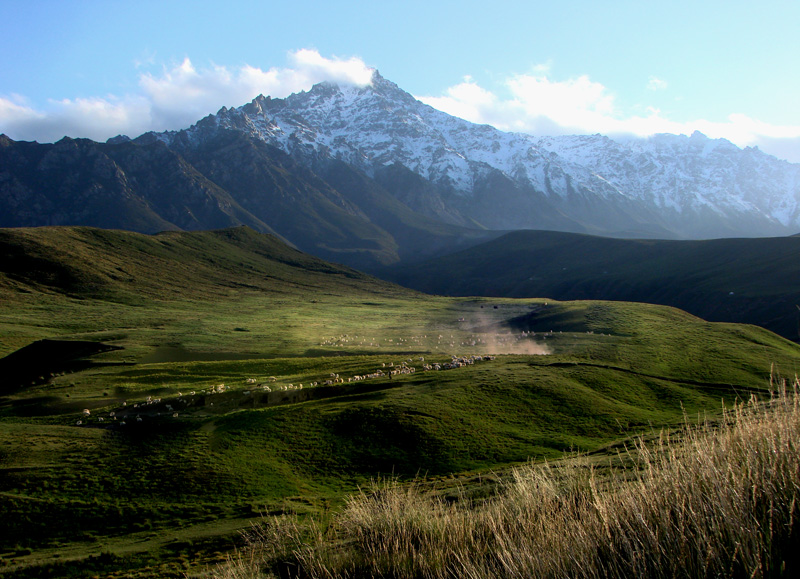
[159,72,800,238]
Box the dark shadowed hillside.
[0,133,496,270]
[383,229,800,341]
[0,225,405,304]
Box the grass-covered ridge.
[1,226,799,577]
[0,225,394,305]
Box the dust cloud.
[481,333,550,356]
[455,309,551,356]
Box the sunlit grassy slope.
[1,226,799,577]
[227,381,800,579]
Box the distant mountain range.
[2,70,799,270]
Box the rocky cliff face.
[0,135,274,234]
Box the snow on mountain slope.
[157,70,800,238]
[538,132,800,225]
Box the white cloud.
[507,73,617,131]
[0,49,374,143]
[0,95,43,127]
[288,48,374,87]
[420,72,621,136]
[0,93,152,143]
[647,76,668,91]
[421,78,506,128]
[2,53,799,164]
[138,50,374,131]
[417,71,800,163]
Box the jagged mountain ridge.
[0,130,497,270]
[3,68,800,270]
[0,134,275,235]
[153,71,800,238]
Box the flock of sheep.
[319,332,534,350]
[74,352,499,427]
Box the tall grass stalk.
[215,377,800,578]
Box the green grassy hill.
[383,229,800,342]
[1,226,799,577]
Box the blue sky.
[2,0,799,161]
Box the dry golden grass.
[211,376,800,579]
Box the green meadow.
[1,227,799,577]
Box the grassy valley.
[1,226,799,577]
